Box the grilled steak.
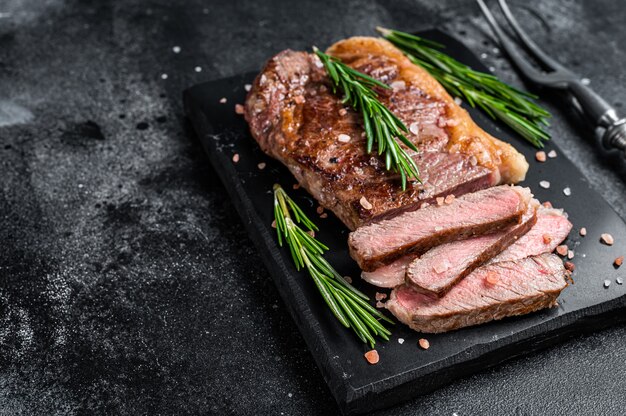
[361,204,570,289]
[245,37,528,230]
[386,254,568,333]
[489,206,572,263]
[348,185,532,271]
[406,200,538,297]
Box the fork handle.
[567,81,626,156]
[568,81,615,128]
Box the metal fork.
[477,0,626,157]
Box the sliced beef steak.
[386,254,568,333]
[349,185,532,271]
[406,200,538,297]
[490,206,572,263]
[362,204,570,289]
[245,37,528,230]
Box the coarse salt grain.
[338,108,347,116]
[409,122,420,135]
[556,245,568,256]
[563,187,571,196]
[375,292,387,301]
[444,194,455,204]
[398,338,405,344]
[604,279,611,288]
[376,301,385,308]
[244,84,252,92]
[543,234,552,244]
[235,104,245,114]
[337,134,351,143]
[617,277,623,285]
[316,206,324,215]
[364,350,379,365]
[219,97,227,104]
[194,66,202,72]
[543,201,553,208]
[436,197,445,206]
[161,73,168,80]
[568,250,574,259]
[360,196,373,210]
[614,256,623,268]
[535,151,547,162]
[390,80,406,91]
[548,150,557,158]
[232,153,240,163]
[257,162,266,170]
[601,233,614,246]
[307,230,315,238]
[485,272,499,285]
[320,213,328,219]
[418,338,430,350]
[580,227,587,237]
[454,97,463,105]
[271,220,277,229]
[172,46,181,53]
[539,180,550,189]
[343,276,352,284]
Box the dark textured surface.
[1,1,625,415]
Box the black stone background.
[0,0,625,414]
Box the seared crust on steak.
[245,37,528,230]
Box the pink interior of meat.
[490,207,572,263]
[356,185,529,256]
[395,255,566,313]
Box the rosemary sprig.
[313,47,421,189]
[273,184,393,348]
[378,27,551,148]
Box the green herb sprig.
[378,27,551,148]
[273,184,393,347]
[313,47,421,189]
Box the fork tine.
[497,0,569,73]
[476,0,547,84]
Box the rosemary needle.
[378,27,551,148]
[273,184,393,348]
[313,47,421,189]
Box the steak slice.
[489,206,572,263]
[245,37,528,230]
[386,254,568,333]
[361,255,414,288]
[405,200,538,297]
[348,185,532,271]
[361,204,571,288]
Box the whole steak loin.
[361,204,571,288]
[348,185,532,272]
[405,200,538,297]
[245,37,528,230]
[386,253,568,333]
